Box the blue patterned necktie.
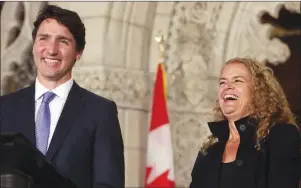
[35,91,56,155]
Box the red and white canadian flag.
[145,63,175,188]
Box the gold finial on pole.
[154,34,168,96]
[154,35,165,63]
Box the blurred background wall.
[1,1,300,187]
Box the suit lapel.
[15,84,36,145]
[46,83,84,161]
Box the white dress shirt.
[35,78,74,149]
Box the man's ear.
[75,50,83,61]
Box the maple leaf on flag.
[146,167,175,188]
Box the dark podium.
[0,133,78,188]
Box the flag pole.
[154,35,168,97]
[154,35,165,64]
[145,35,175,187]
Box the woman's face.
[218,62,253,121]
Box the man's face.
[218,62,253,121]
[33,18,82,83]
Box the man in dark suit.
[0,5,124,188]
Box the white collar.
[35,78,74,101]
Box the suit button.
[239,124,246,131]
[236,160,243,167]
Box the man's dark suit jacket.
[0,82,125,188]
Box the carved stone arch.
[1,2,46,94]
[224,2,292,66]
[101,2,158,71]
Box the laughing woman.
[190,57,300,188]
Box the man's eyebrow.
[37,34,50,37]
[56,35,72,42]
